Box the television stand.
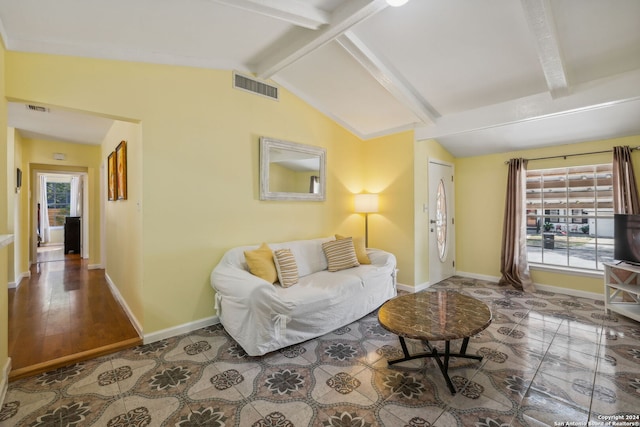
[603,262,640,322]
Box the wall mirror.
[260,137,326,201]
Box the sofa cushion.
[322,238,360,272]
[335,234,371,265]
[274,249,299,288]
[244,243,277,283]
[271,237,334,277]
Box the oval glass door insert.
[436,179,447,261]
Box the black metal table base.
[387,336,483,394]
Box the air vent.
[233,72,279,100]
[27,104,49,113]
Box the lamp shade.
[355,193,379,213]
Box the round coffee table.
[378,290,492,394]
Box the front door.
[428,160,455,284]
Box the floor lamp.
[355,193,379,248]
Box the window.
[525,164,614,271]
[47,182,71,226]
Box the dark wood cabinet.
[64,216,81,254]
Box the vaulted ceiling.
[2,0,640,157]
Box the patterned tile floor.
[1,276,639,426]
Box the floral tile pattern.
[1,276,639,426]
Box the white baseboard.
[397,281,431,293]
[534,282,604,301]
[104,273,143,337]
[7,271,30,289]
[81,271,222,349]
[104,273,221,346]
[88,264,103,270]
[455,271,604,301]
[456,271,501,283]
[0,357,11,407]
[144,316,220,345]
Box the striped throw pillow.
[274,249,299,288]
[322,238,360,272]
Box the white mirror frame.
[260,137,326,201]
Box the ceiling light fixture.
[386,0,409,6]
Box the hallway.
[7,246,141,380]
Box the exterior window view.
[46,181,71,227]
[526,164,614,271]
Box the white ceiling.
[2,0,640,157]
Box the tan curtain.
[499,158,534,292]
[613,146,640,214]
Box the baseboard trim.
[144,316,220,345]
[0,358,11,406]
[534,283,604,301]
[104,273,143,337]
[104,273,221,346]
[455,271,500,283]
[7,271,30,289]
[397,281,431,293]
[88,264,103,270]
[455,271,604,301]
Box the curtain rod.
[504,146,640,164]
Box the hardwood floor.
[7,246,141,380]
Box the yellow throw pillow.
[273,249,299,288]
[322,238,360,272]
[335,234,371,265]
[244,243,277,283]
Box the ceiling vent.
[27,104,49,113]
[233,72,279,101]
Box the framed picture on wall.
[108,151,117,201]
[116,140,127,200]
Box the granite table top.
[378,290,492,342]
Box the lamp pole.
[354,193,379,248]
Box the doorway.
[428,159,455,284]
[32,170,89,266]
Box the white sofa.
[210,237,397,356]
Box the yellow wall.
[8,128,29,285]
[102,121,144,329]
[5,51,367,334]
[21,138,102,266]
[6,128,15,283]
[363,131,415,285]
[0,35,9,401]
[455,134,640,294]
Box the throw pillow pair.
[322,235,372,272]
[244,235,371,285]
[244,243,298,288]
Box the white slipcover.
[210,237,397,356]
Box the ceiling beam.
[337,31,439,125]
[212,0,330,30]
[414,68,640,141]
[255,0,389,79]
[521,0,569,98]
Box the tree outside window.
[47,182,71,226]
